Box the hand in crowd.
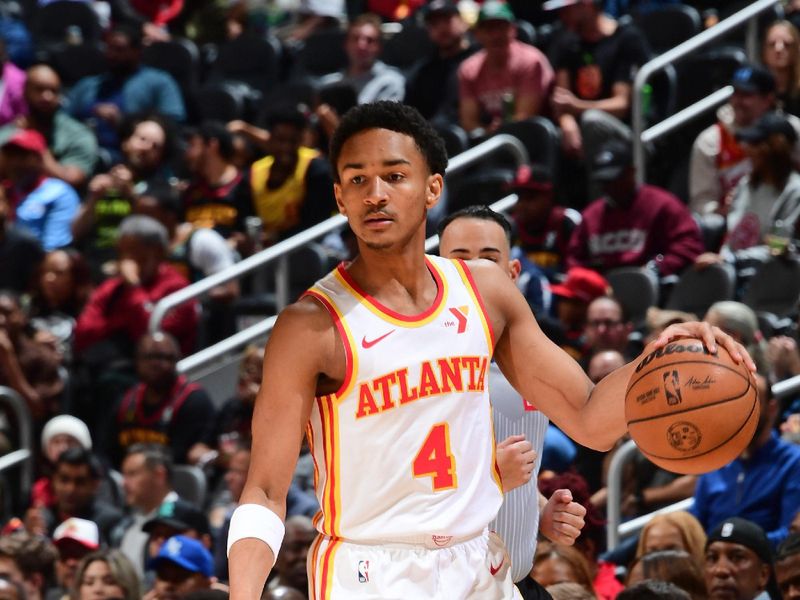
[119,259,141,287]
[781,413,800,436]
[22,505,47,536]
[694,252,723,269]
[143,22,171,44]
[539,489,586,545]
[559,117,583,157]
[551,87,580,117]
[496,434,536,492]
[768,335,800,379]
[93,102,122,125]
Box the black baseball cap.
[707,517,773,565]
[424,0,460,21]
[590,139,633,182]
[142,499,210,536]
[731,65,776,95]
[736,111,798,144]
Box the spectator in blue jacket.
[692,374,800,548]
[0,129,79,251]
[66,24,185,159]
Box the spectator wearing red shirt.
[567,140,703,277]
[458,1,554,136]
[74,215,197,358]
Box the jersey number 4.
[413,423,457,491]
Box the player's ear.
[509,259,521,283]
[426,173,443,209]
[334,182,346,215]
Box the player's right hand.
[496,434,536,492]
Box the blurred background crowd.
[1,0,800,598]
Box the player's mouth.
[364,213,394,229]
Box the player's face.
[335,128,442,252]
[439,217,519,281]
[704,541,770,600]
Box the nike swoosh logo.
[489,557,504,576]
[361,330,395,349]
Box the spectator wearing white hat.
[32,416,92,509]
[47,517,99,600]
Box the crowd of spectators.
[0,0,800,598]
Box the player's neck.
[348,248,437,311]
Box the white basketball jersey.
[303,255,503,542]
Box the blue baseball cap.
[731,65,776,95]
[148,535,214,577]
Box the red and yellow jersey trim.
[452,259,495,354]
[309,535,342,599]
[333,256,448,327]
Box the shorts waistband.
[328,530,487,550]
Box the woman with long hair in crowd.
[763,20,800,115]
[71,549,140,600]
[634,511,707,567]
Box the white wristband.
[227,503,285,565]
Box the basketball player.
[228,101,754,600]
[437,205,587,589]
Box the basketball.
[625,338,759,475]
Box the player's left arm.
[538,489,586,545]
[469,260,755,450]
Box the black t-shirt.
[0,227,44,292]
[405,44,479,121]
[548,24,650,106]
[182,170,253,239]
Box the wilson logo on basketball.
[635,342,717,373]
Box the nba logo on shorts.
[663,370,682,406]
[357,560,369,583]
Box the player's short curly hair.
[328,101,448,183]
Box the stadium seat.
[515,20,537,47]
[433,123,469,158]
[194,83,247,122]
[291,29,349,81]
[172,464,208,508]
[496,117,561,176]
[665,262,736,316]
[33,0,100,48]
[45,42,105,88]
[742,256,800,317]
[381,23,435,72]
[142,38,200,96]
[207,34,280,93]
[674,46,747,111]
[605,266,660,328]
[634,4,701,55]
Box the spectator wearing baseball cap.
[142,499,212,567]
[690,64,800,217]
[704,518,773,600]
[405,1,478,123]
[51,518,99,599]
[508,163,580,282]
[147,536,214,600]
[457,0,554,136]
[0,129,79,251]
[566,139,703,278]
[547,266,610,360]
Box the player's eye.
[350,175,365,184]
[387,173,405,182]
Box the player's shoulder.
[459,258,517,301]
[272,295,338,343]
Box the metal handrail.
[632,0,781,185]
[151,134,528,334]
[774,374,800,399]
[177,193,520,378]
[0,387,33,499]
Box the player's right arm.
[229,297,340,600]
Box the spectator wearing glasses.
[582,296,636,362]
